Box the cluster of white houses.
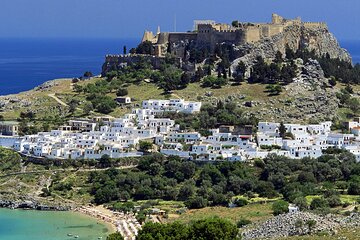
[0,100,359,162]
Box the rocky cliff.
[243,59,340,123]
[231,25,351,72]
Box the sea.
[0,38,358,96]
[0,38,137,95]
[0,208,111,240]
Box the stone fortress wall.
[141,14,328,56]
[103,14,330,72]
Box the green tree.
[68,99,79,114]
[272,200,289,215]
[116,88,128,97]
[139,141,153,152]
[293,197,308,210]
[235,61,246,84]
[231,20,240,28]
[326,195,341,207]
[73,84,83,93]
[347,97,360,114]
[178,181,195,201]
[135,41,154,55]
[83,102,93,115]
[274,51,283,64]
[91,95,117,114]
[237,218,252,228]
[123,45,127,55]
[306,220,316,232]
[189,217,239,240]
[279,122,286,138]
[266,84,282,96]
[328,76,337,87]
[185,196,208,209]
[137,221,189,240]
[285,45,295,59]
[107,232,124,240]
[234,198,248,207]
[310,197,329,210]
[348,181,360,195]
[84,71,93,78]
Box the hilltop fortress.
[142,14,327,56]
[103,14,350,75]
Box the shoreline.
[0,75,100,97]
[74,209,117,234]
[0,78,72,97]
[0,204,117,235]
[75,205,142,239]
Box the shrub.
[234,198,248,207]
[107,232,124,240]
[237,218,252,228]
[185,196,208,209]
[272,200,289,215]
[116,88,128,96]
[310,197,329,210]
[326,195,341,208]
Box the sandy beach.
[74,205,142,239]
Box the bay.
[0,208,112,240]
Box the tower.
[272,13,284,24]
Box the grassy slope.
[166,203,273,224]
[2,76,357,123]
[1,78,74,120]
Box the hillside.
[1,15,359,132]
[0,73,359,129]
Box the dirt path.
[171,93,183,99]
[48,93,68,107]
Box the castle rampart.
[302,22,327,29]
[138,14,330,57]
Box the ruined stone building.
[142,14,327,56]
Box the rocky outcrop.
[201,59,340,123]
[0,199,70,211]
[242,212,360,240]
[231,25,351,72]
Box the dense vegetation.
[107,232,124,240]
[0,147,21,173]
[88,151,360,212]
[286,46,360,85]
[136,217,239,240]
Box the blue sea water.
[341,40,360,64]
[0,38,358,96]
[0,38,137,95]
[0,208,111,240]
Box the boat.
[67,233,73,236]
[74,236,79,239]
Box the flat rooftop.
[0,121,19,126]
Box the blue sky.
[1,0,359,40]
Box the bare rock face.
[231,25,351,72]
[240,59,340,123]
